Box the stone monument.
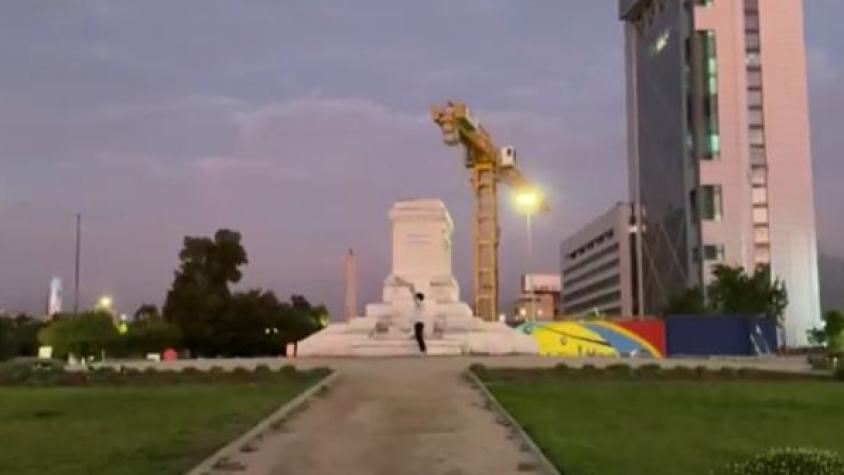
[297,199,538,356]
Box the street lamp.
[95,295,114,313]
[513,188,543,322]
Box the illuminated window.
[698,30,720,159]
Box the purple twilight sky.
[0,1,842,317]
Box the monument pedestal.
[298,199,538,357]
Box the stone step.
[349,339,466,356]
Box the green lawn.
[481,371,844,475]
[0,379,318,475]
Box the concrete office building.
[620,0,821,345]
[560,203,637,317]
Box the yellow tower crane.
[431,100,546,322]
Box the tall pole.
[526,212,534,322]
[74,212,81,314]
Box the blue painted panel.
[665,315,777,356]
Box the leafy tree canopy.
[37,311,119,359]
[663,264,788,320]
[162,229,328,356]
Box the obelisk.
[344,248,357,321]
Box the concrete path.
[211,358,549,475]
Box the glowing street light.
[514,188,542,214]
[512,187,544,322]
[95,295,114,312]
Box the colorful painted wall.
[516,320,666,358]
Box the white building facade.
[620,0,821,345]
[560,203,637,317]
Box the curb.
[185,371,339,475]
[466,370,563,475]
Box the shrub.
[231,367,254,381]
[835,366,844,382]
[716,447,844,475]
[717,367,739,380]
[277,365,298,378]
[808,353,833,370]
[694,366,712,380]
[253,364,272,377]
[737,367,762,379]
[553,363,570,375]
[605,363,633,377]
[580,364,599,374]
[667,366,693,379]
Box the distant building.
[344,248,357,321]
[512,274,561,322]
[560,203,636,317]
[819,254,844,312]
[46,277,62,317]
[620,0,821,345]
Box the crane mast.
[431,100,545,322]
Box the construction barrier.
[516,320,666,358]
[665,314,777,356]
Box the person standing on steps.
[413,292,427,354]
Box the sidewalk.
[214,358,548,475]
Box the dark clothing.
[414,322,426,353]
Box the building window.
[746,52,761,68]
[697,0,714,6]
[746,12,760,31]
[753,206,769,225]
[752,186,768,206]
[703,244,726,261]
[748,90,763,107]
[701,185,724,221]
[748,109,764,126]
[747,70,763,88]
[697,30,720,159]
[755,246,770,265]
[754,226,770,245]
[749,127,765,146]
[745,33,760,51]
[751,167,767,185]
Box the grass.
[480,369,844,475]
[0,378,320,475]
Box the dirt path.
[223,358,548,475]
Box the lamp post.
[513,189,542,322]
[74,212,82,314]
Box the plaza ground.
[481,368,844,475]
[2,356,833,474]
[0,379,317,475]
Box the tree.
[663,288,709,315]
[37,311,120,359]
[163,229,248,355]
[707,264,788,320]
[808,310,844,352]
[133,303,161,321]
[125,304,181,355]
[0,314,45,360]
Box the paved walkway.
[148,355,812,474]
[208,358,549,475]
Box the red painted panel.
[616,320,666,356]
